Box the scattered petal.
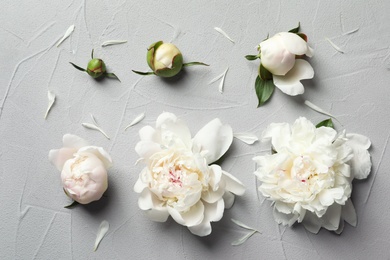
[231,230,257,246]
[342,28,359,35]
[125,112,145,131]
[90,114,99,126]
[82,123,110,140]
[325,37,344,54]
[218,68,228,93]
[231,218,258,231]
[101,40,127,47]
[44,91,56,119]
[214,27,235,43]
[304,100,336,119]
[93,220,109,251]
[233,133,258,145]
[56,25,75,47]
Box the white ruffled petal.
[273,207,298,226]
[187,218,212,237]
[273,59,314,96]
[138,189,154,210]
[321,204,342,231]
[78,146,113,169]
[223,191,235,209]
[279,32,309,55]
[48,148,75,171]
[192,118,233,164]
[135,141,162,159]
[168,201,205,227]
[261,122,291,151]
[221,171,245,196]
[341,199,357,227]
[62,134,89,149]
[345,133,372,180]
[302,212,322,234]
[156,112,192,147]
[139,125,158,142]
[204,199,225,222]
[145,208,170,222]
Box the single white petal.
[78,146,113,169]
[82,123,110,140]
[233,132,259,145]
[221,171,245,196]
[44,91,56,119]
[321,204,342,231]
[204,199,225,222]
[187,218,212,237]
[318,188,344,207]
[56,25,75,47]
[273,59,314,96]
[145,208,170,222]
[168,201,205,227]
[48,148,74,171]
[63,134,89,149]
[279,32,309,55]
[138,125,158,142]
[134,176,147,193]
[125,113,145,131]
[273,207,298,227]
[214,27,235,43]
[156,112,192,147]
[101,40,127,47]
[342,28,359,35]
[306,46,314,57]
[219,67,228,93]
[135,141,162,159]
[192,118,233,164]
[304,100,336,119]
[138,189,154,210]
[302,212,322,234]
[223,191,235,209]
[341,199,357,227]
[231,230,257,246]
[275,201,293,214]
[325,37,345,54]
[261,123,291,151]
[231,219,258,231]
[345,133,372,179]
[93,220,109,251]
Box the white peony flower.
[134,112,245,236]
[253,117,371,234]
[259,32,314,96]
[49,134,112,204]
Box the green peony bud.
[132,41,208,78]
[87,59,106,79]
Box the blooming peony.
[49,134,112,204]
[134,112,245,236]
[253,117,371,233]
[259,32,314,96]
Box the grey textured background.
[1,1,390,259]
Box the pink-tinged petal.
[273,59,314,96]
[221,171,245,196]
[302,212,322,234]
[135,141,162,159]
[62,134,89,149]
[204,199,225,222]
[273,207,298,226]
[341,199,357,227]
[279,32,309,55]
[192,118,233,164]
[156,112,192,147]
[138,189,154,210]
[168,201,205,227]
[261,122,291,152]
[346,133,372,180]
[187,219,212,237]
[145,208,170,222]
[223,191,235,209]
[78,146,113,169]
[48,147,76,171]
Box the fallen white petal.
[231,230,257,246]
[125,113,145,131]
[218,68,229,93]
[208,74,223,84]
[90,114,99,126]
[231,218,257,231]
[93,220,109,251]
[214,27,235,43]
[325,37,344,54]
[233,133,258,145]
[82,123,110,139]
[304,100,336,119]
[342,28,359,35]
[44,91,56,119]
[101,40,128,47]
[56,25,75,47]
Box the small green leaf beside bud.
[132,41,208,78]
[70,50,120,81]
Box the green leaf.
[288,22,300,33]
[106,73,121,82]
[259,64,273,80]
[70,62,86,72]
[245,55,258,61]
[316,118,334,129]
[132,70,155,76]
[255,76,275,107]
[64,200,79,209]
[183,62,209,67]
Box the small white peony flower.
[134,112,245,236]
[253,117,371,234]
[49,134,112,204]
[259,32,314,96]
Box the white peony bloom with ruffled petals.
[253,117,371,233]
[259,32,314,96]
[134,112,245,236]
[49,134,112,204]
